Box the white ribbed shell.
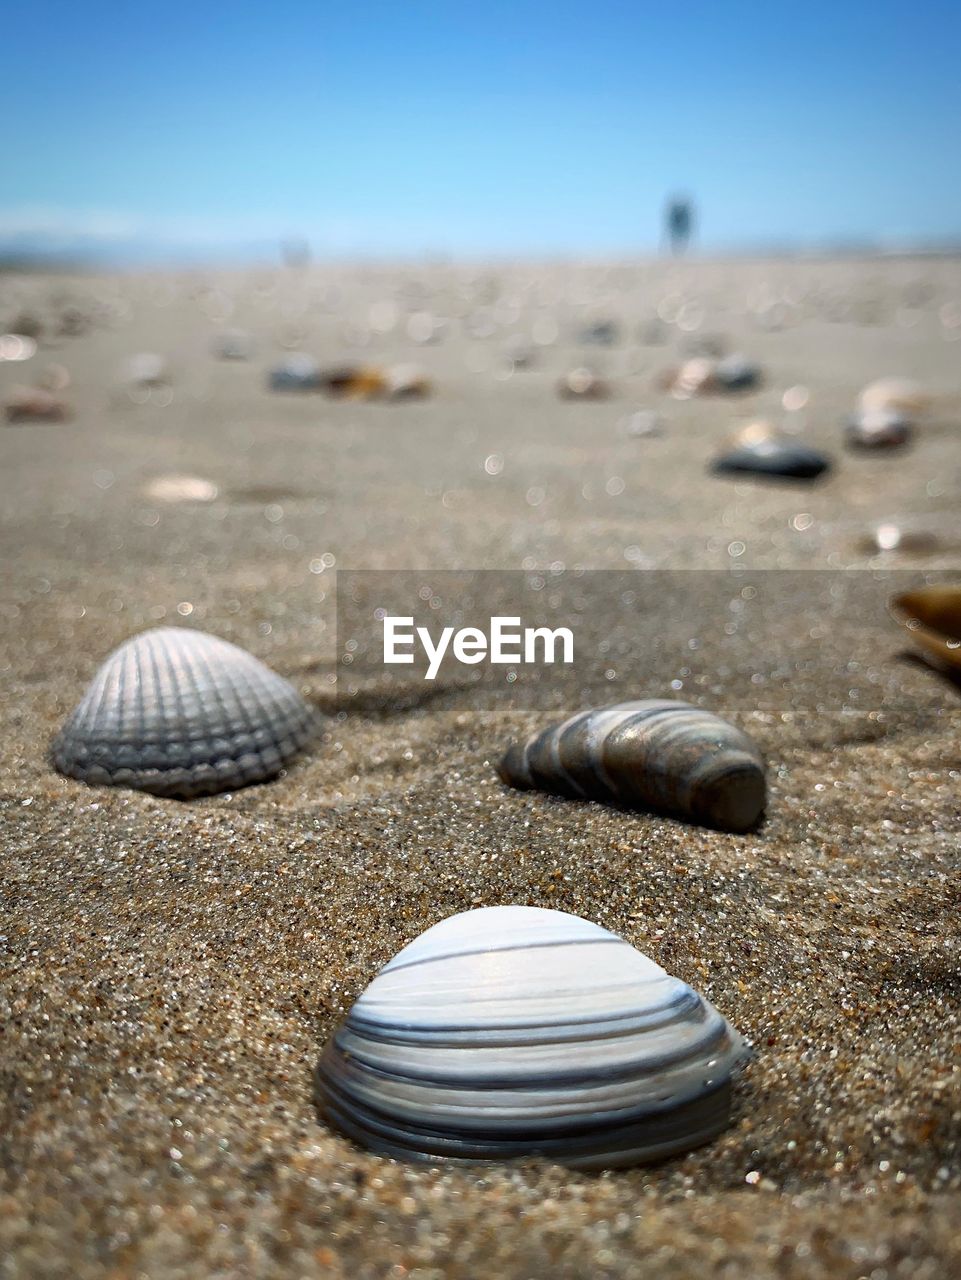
[315,906,748,1169]
[53,627,318,798]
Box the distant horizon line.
[3,237,961,275]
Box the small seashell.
[713,354,761,391]
[858,377,930,417]
[662,355,761,397]
[578,320,620,346]
[211,329,253,361]
[711,422,831,481]
[498,699,765,832]
[660,357,716,397]
[558,367,610,399]
[4,386,70,424]
[382,363,432,400]
[0,333,37,362]
[890,585,961,672]
[320,366,388,399]
[309,360,429,400]
[315,904,748,1169]
[844,408,913,450]
[143,474,219,504]
[620,410,664,438]
[123,353,169,387]
[856,524,940,556]
[269,354,322,391]
[53,627,319,797]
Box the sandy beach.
[1,255,960,1278]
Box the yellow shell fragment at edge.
[891,584,961,671]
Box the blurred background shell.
[557,367,609,399]
[52,627,319,798]
[577,319,620,346]
[620,409,664,438]
[314,905,748,1169]
[211,329,253,361]
[142,474,219,503]
[663,355,760,398]
[858,377,930,417]
[711,421,831,481]
[5,387,70,424]
[856,522,942,557]
[498,699,765,832]
[713,353,761,391]
[0,333,38,362]
[382,363,432,399]
[268,353,322,391]
[122,352,169,387]
[845,407,913,450]
[320,366,388,399]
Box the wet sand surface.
[1,257,960,1278]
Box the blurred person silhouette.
[665,195,694,255]
[281,235,311,267]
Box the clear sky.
[2,0,959,261]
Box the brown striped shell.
[498,700,766,832]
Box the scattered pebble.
[620,409,664,438]
[711,421,831,480]
[845,408,914,450]
[269,353,322,391]
[143,475,220,504]
[211,329,253,360]
[557,367,610,399]
[859,376,930,417]
[4,386,71,424]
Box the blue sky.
[2,0,959,260]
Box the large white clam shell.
[315,906,748,1169]
[53,627,318,797]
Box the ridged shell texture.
[53,627,318,797]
